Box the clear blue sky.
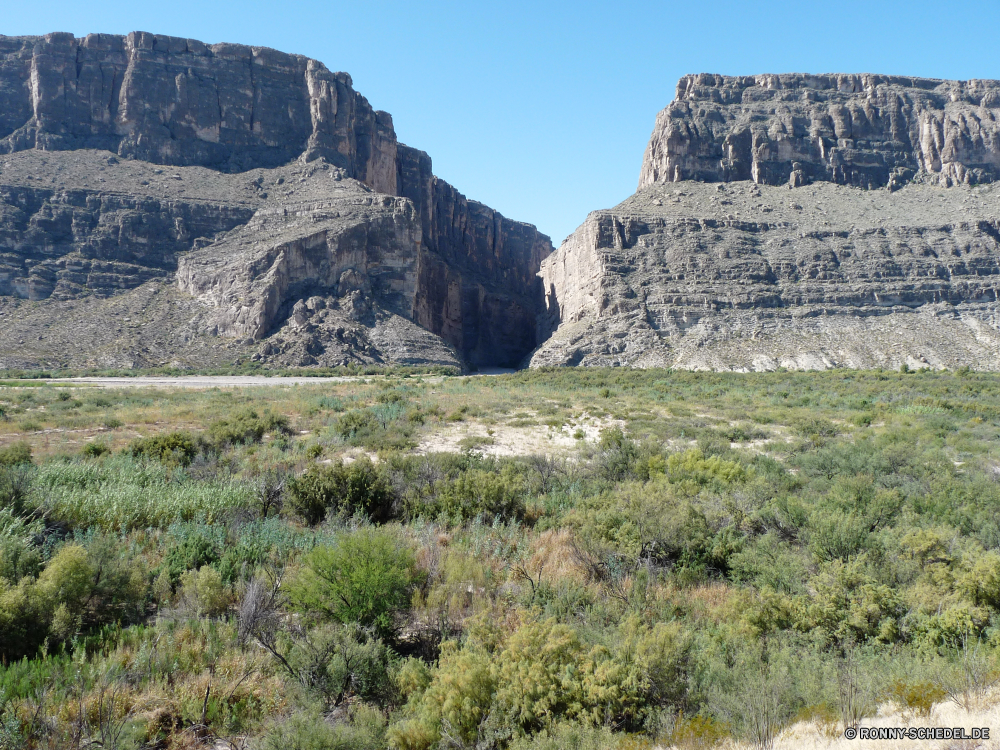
[5,1,1000,245]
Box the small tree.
[836,643,877,731]
[288,459,394,525]
[288,527,416,638]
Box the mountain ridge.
[0,32,552,370]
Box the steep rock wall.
[533,179,1000,371]
[0,184,253,299]
[0,33,553,369]
[0,32,398,188]
[639,74,1000,190]
[397,144,551,367]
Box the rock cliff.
[533,74,1000,371]
[0,33,552,370]
[639,74,1000,191]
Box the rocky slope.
[532,74,1000,371]
[0,32,551,370]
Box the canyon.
[0,32,550,370]
[0,38,998,372]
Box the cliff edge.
[532,73,1000,371]
[0,32,552,370]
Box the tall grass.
[32,456,253,530]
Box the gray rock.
[0,32,553,370]
[639,73,1000,190]
[534,73,1000,371]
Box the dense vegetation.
[0,367,998,749]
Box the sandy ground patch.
[415,411,623,458]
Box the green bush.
[0,534,150,659]
[795,557,903,644]
[128,431,200,466]
[0,442,31,467]
[178,565,231,616]
[288,527,417,638]
[409,465,527,523]
[507,723,624,750]
[255,706,386,750]
[595,428,642,482]
[81,441,111,458]
[288,459,395,525]
[208,407,290,447]
[163,530,221,585]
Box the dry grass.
[525,528,589,584]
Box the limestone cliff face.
[639,74,1000,191]
[534,73,1000,371]
[532,180,1000,370]
[0,32,398,188]
[0,32,552,370]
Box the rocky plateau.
[532,73,1000,370]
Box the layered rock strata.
[0,33,551,370]
[533,73,1000,371]
[639,74,1000,190]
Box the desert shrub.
[333,405,413,451]
[0,442,31,467]
[806,477,902,561]
[267,621,399,708]
[81,441,111,458]
[217,535,275,583]
[723,423,769,443]
[288,527,417,637]
[208,407,290,447]
[666,448,745,489]
[708,644,798,750]
[128,431,200,466]
[728,534,807,593]
[566,478,731,576]
[888,679,947,719]
[794,557,903,645]
[790,417,839,440]
[493,618,645,733]
[595,428,641,482]
[163,529,222,584]
[7,534,145,648]
[255,706,386,750]
[506,722,624,750]
[956,550,1000,609]
[178,565,231,617]
[409,465,527,523]
[388,640,495,750]
[288,458,394,525]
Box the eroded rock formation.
[533,74,1000,371]
[639,74,1000,191]
[0,32,551,370]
